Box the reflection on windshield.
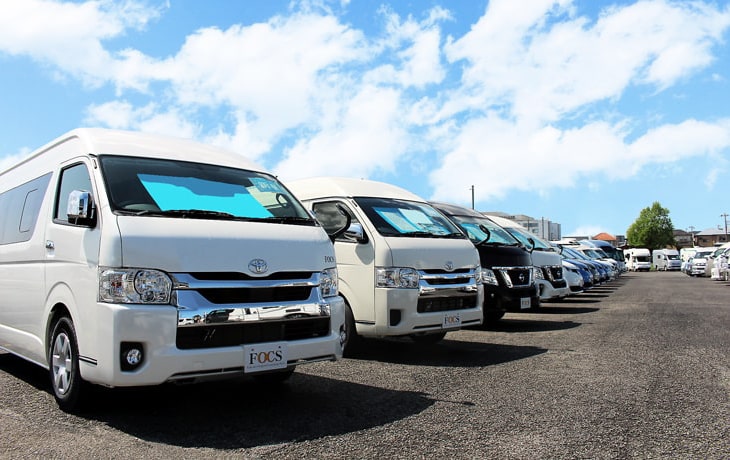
[449,216,520,246]
[99,155,312,222]
[501,225,554,251]
[355,197,465,239]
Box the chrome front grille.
[172,271,331,349]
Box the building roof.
[593,232,616,241]
[696,228,729,236]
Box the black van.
[431,202,540,323]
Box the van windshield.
[446,215,521,246]
[354,197,465,239]
[99,155,313,223]
[500,225,554,251]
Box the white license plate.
[520,297,531,309]
[443,313,462,329]
[243,342,288,373]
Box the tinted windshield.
[99,155,313,222]
[446,215,521,246]
[500,224,554,251]
[563,247,582,259]
[354,197,465,238]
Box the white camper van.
[0,129,346,411]
[286,177,483,351]
[625,248,651,271]
[483,215,570,302]
[653,248,681,271]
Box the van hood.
[115,215,333,273]
[383,237,479,270]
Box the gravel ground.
[1,271,728,459]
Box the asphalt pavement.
[1,271,728,459]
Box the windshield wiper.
[259,216,315,225]
[116,209,237,219]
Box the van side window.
[0,173,52,245]
[54,163,92,224]
[312,201,359,239]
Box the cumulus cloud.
[2,0,729,207]
[0,0,162,89]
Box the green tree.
[626,202,676,249]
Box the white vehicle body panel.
[0,129,344,389]
[653,249,681,271]
[287,177,483,338]
[625,248,652,271]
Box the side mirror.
[66,190,96,227]
[343,222,368,244]
[526,237,535,253]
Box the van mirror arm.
[328,203,352,242]
[527,237,535,254]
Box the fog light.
[120,342,144,371]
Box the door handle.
[45,240,55,250]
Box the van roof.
[286,177,425,202]
[429,201,484,218]
[2,128,265,176]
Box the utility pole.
[470,185,474,210]
[722,213,728,241]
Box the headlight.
[482,268,499,286]
[319,267,339,298]
[376,267,419,288]
[533,266,544,280]
[99,268,172,304]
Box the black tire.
[484,310,505,325]
[252,367,295,384]
[342,302,361,357]
[410,331,447,345]
[49,316,86,412]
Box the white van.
[481,215,570,302]
[625,248,651,271]
[653,249,681,271]
[286,177,483,351]
[0,128,345,411]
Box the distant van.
[0,129,346,411]
[625,248,651,271]
[653,249,681,271]
[287,177,483,352]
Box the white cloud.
[0,0,162,88]
[84,100,199,139]
[442,0,730,123]
[274,84,407,180]
[2,0,729,207]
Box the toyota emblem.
[248,258,268,274]
[519,273,525,283]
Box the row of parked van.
[680,245,730,279]
[0,129,620,411]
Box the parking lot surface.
[1,271,729,459]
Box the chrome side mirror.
[66,190,96,227]
[343,222,368,244]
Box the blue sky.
[2,0,730,238]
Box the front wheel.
[49,316,86,412]
[342,302,361,357]
[410,331,447,345]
